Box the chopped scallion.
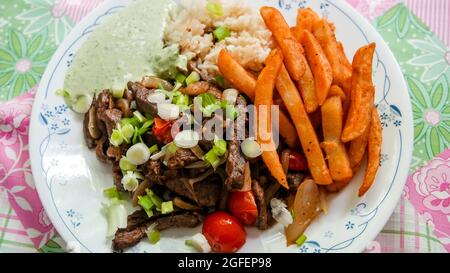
[119,156,137,171]
[175,73,187,84]
[213,26,231,41]
[138,195,154,211]
[206,1,223,16]
[161,201,174,214]
[148,144,159,154]
[103,187,119,199]
[147,229,160,244]
[295,234,307,246]
[185,71,200,85]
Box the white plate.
[29,0,413,253]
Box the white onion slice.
[222,88,238,105]
[126,143,150,165]
[270,198,293,227]
[174,130,200,148]
[147,92,168,104]
[157,103,180,120]
[241,139,262,158]
[186,233,211,253]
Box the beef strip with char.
[97,108,122,137]
[155,213,200,231]
[112,161,124,191]
[253,179,268,230]
[166,148,198,169]
[128,81,158,116]
[225,96,247,190]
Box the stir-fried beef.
[126,210,151,229]
[166,148,198,169]
[95,90,114,110]
[95,136,111,163]
[112,161,124,191]
[252,180,268,230]
[128,81,158,116]
[155,213,200,231]
[112,224,149,251]
[97,108,122,137]
[225,96,247,190]
[163,176,221,207]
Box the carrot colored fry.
[328,85,346,101]
[218,49,298,148]
[218,49,257,100]
[260,6,305,81]
[301,30,333,106]
[276,64,332,185]
[359,106,382,196]
[321,96,353,182]
[341,43,376,142]
[296,8,320,36]
[254,49,288,189]
[326,177,352,193]
[312,18,346,85]
[348,123,370,172]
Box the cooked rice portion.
[164,0,274,76]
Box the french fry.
[301,30,333,105]
[254,49,288,189]
[296,8,320,35]
[326,177,352,193]
[359,106,382,196]
[341,43,376,142]
[312,18,346,85]
[218,49,258,100]
[260,6,305,81]
[321,96,353,182]
[218,49,298,148]
[276,64,332,185]
[291,28,319,113]
[348,123,370,171]
[328,85,346,101]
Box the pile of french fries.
[218,7,382,197]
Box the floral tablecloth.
[0,0,448,253]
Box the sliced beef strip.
[128,81,158,116]
[225,96,247,190]
[155,213,200,231]
[144,160,180,184]
[166,148,198,169]
[287,172,305,193]
[112,224,149,251]
[95,136,112,163]
[97,108,122,138]
[163,176,221,207]
[106,144,128,162]
[95,89,114,110]
[83,105,101,149]
[253,179,268,230]
[112,161,124,191]
[126,210,151,229]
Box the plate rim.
[29,0,414,253]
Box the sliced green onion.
[213,26,231,41]
[126,143,150,165]
[55,89,71,98]
[120,117,140,128]
[119,156,137,171]
[147,229,160,244]
[173,94,190,106]
[206,1,223,16]
[121,171,140,192]
[138,195,154,211]
[224,105,239,120]
[199,93,217,107]
[103,200,127,237]
[148,144,159,154]
[215,75,225,88]
[72,94,92,113]
[202,104,221,117]
[121,124,135,142]
[133,110,146,123]
[185,233,211,252]
[110,129,124,147]
[185,71,200,85]
[203,149,220,169]
[295,234,307,246]
[240,139,262,158]
[103,187,120,199]
[175,73,187,84]
[161,201,174,214]
[111,82,125,99]
[213,139,227,156]
[145,189,162,209]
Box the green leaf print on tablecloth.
[374,4,450,172]
[0,0,74,102]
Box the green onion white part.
[121,171,141,192]
[103,200,127,237]
[126,143,151,165]
[157,103,180,120]
[174,130,200,148]
[72,94,92,113]
[270,198,293,227]
[185,233,211,253]
[222,88,238,105]
[241,139,262,158]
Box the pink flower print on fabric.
[407,149,450,252]
[0,91,55,248]
[347,0,401,20]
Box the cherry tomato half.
[202,211,246,253]
[228,191,258,225]
[152,117,175,144]
[288,151,308,171]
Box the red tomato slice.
[202,211,246,253]
[228,191,258,226]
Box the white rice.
[164,0,274,77]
